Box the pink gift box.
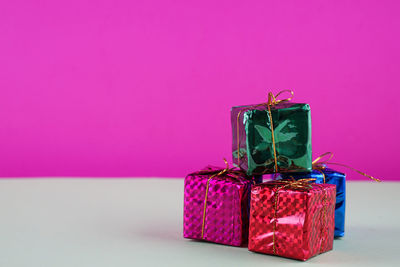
[183,166,257,246]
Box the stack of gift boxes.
[183,91,375,261]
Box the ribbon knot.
[214,158,230,176]
[267,90,294,106]
[271,178,316,191]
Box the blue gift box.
[278,168,346,238]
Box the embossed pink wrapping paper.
[183,166,259,246]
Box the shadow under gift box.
[248,181,336,261]
[231,102,312,176]
[278,168,346,238]
[183,168,262,246]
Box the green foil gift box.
[231,91,312,176]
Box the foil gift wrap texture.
[231,102,312,176]
[279,168,346,237]
[248,181,336,261]
[183,167,258,246]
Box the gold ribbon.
[312,152,381,182]
[317,184,328,253]
[269,178,315,254]
[199,159,252,239]
[236,90,294,173]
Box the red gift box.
[248,180,336,261]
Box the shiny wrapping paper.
[279,168,346,237]
[248,181,336,261]
[231,102,312,176]
[183,167,261,246]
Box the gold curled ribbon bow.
[199,159,252,239]
[312,152,381,182]
[269,178,329,255]
[236,90,294,173]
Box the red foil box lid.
[248,181,336,261]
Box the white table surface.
[0,178,398,267]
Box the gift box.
[278,168,346,237]
[231,94,312,176]
[248,180,336,261]
[183,166,260,246]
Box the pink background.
[0,1,399,179]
